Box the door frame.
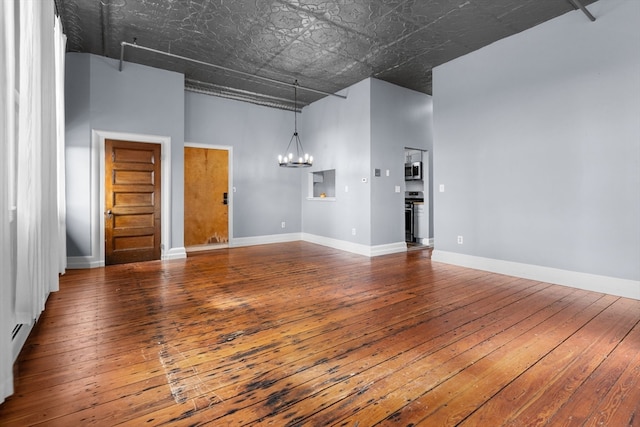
[184,142,233,249]
[91,129,175,267]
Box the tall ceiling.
[55,0,598,110]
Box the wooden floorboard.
[1,242,638,426]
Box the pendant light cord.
[294,80,298,134]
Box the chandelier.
[278,80,313,168]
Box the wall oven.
[405,191,424,242]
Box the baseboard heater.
[12,324,22,341]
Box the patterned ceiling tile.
[56,0,601,108]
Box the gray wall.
[65,55,434,257]
[300,79,372,244]
[370,79,433,245]
[65,54,91,256]
[65,53,185,256]
[184,91,302,237]
[432,0,640,281]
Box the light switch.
[439,184,445,192]
[395,186,401,193]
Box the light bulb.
[304,153,309,161]
[309,156,313,163]
[288,153,293,160]
[278,155,283,163]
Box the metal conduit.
[566,0,596,21]
[119,41,347,100]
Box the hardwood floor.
[1,242,638,426]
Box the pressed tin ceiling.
[55,0,598,109]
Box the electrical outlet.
[457,235,463,244]
[352,228,356,236]
[281,221,286,229]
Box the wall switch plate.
[395,185,401,193]
[281,222,286,228]
[386,169,390,177]
[374,168,381,177]
[457,235,463,244]
[439,184,445,192]
[345,185,349,192]
[352,228,356,235]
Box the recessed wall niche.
[309,169,336,199]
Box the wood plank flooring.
[1,241,638,426]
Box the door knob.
[105,209,112,218]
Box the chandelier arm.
[285,133,296,156]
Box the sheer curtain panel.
[1,0,66,403]
[1,0,17,404]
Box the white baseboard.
[230,233,302,248]
[302,233,408,257]
[66,256,104,269]
[68,247,186,268]
[431,250,640,300]
[163,247,187,260]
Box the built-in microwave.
[404,161,422,181]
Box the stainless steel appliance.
[404,161,422,181]
[405,191,423,242]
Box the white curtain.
[0,0,17,405]
[1,0,67,403]
[55,17,67,276]
[14,0,61,323]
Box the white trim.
[229,232,407,257]
[431,250,640,301]
[302,233,370,256]
[90,130,172,267]
[66,256,104,269]
[302,233,407,257]
[163,247,187,260]
[230,233,301,248]
[370,241,409,256]
[306,197,336,202]
[183,142,234,246]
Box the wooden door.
[184,147,229,247]
[105,139,161,265]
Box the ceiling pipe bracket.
[566,0,596,22]
[118,41,347,101]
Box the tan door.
[184,147,229,247]
[105,139,161,265]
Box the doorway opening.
[92,130,175,267]
[404,148,431,250]
[184,144,232,253]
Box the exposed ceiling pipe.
[119,41,347,100]
[184,78,300,111]
[566,0,596,22]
